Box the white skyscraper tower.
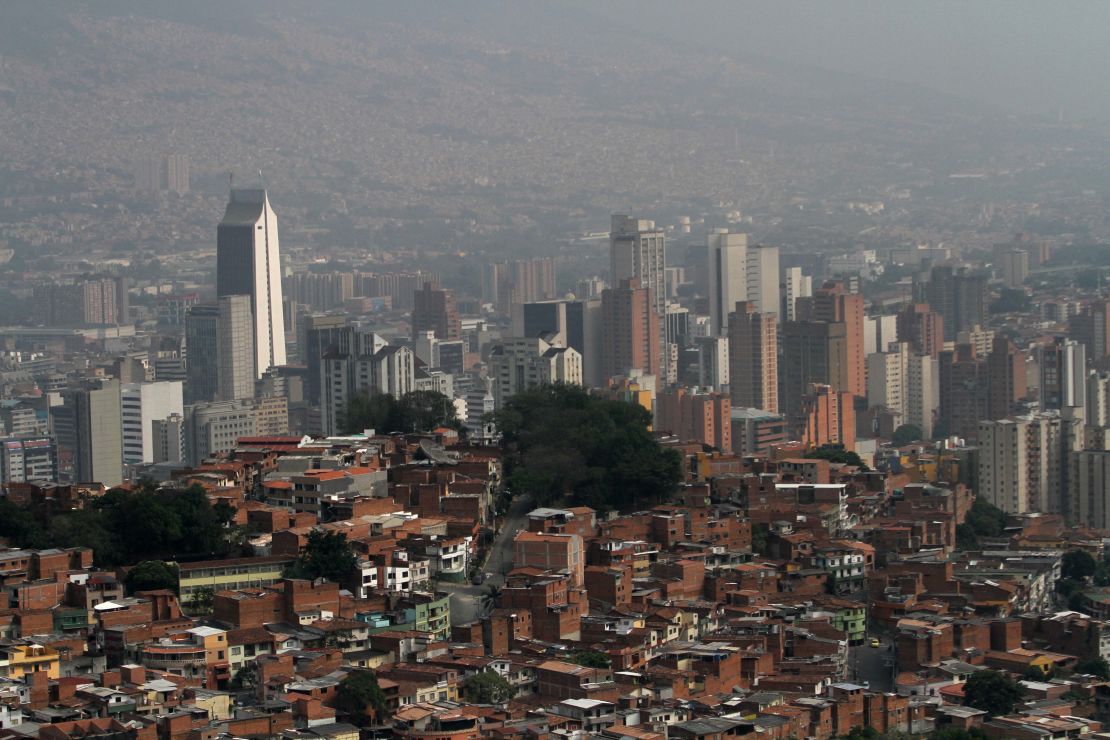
[216,188,287,377]
[707,230,749,335]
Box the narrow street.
[847,634,895,692]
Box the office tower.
[412,282,460,341]
[216,295,256,402]
[728,301,777,413]
[864,314,899,357]
[600,278,661,385]
[121,381,184,466]
[694,336,729,390]
[319,332,416,436]
[516,298,603,387]
[151,414,186,464]
[302,315,352,406]
[1068,300,1110,364]
[781,320,848,427]
[483,258,557,313]
[895,304,944,359]
[610,215,666,317]
[796,281,865,398]
[67,379,123,487]
[1040,338,1086,413]
[747,244,780,318]
[1073,451,1110,529]
[185,397,289,465]
[184,304,218,405]
[0,403,45,438]
[979,412,1081,515]
[0,436,58,483]
[904,352,939,439]
[655,387,731,451]
[938,345,989,442]
[987,336,1027,420]
[707,230,749,335]
[923,265,989,341]
[781,266,812,322]
[436,340,466,376]
[998,248,1029,288]
[800,385,856,451]
[216,188,287,376]
[488,336,582,408]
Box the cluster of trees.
[1055,549,1110,611]
[460,670,513,704]
[955,497,1008,550]
[0,483,234,566]
[804,444,869,470]
[285,529,358,584]
[343,390,463,435]
[890,424,924,447]
[334,670,388,726]
[492,384,683,511]
[571,650,611,668]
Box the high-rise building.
[796,281,865,398]
[283,273,354,311]
[1088,371,1110,429]
[707,230,749,335]
[184,304,219,405]
[600,278,661,385]
[610,215,666,317]
[319,333,416,436]
[780,320,848,428]
[216,295,256,402]
[216,188,287,376]
[301,315,352,406]
[864,314,899,357]
[923,265,989,341]
[938,344,990,442]
[1068,300,1110,364]
[121,381,184,466]
[65,379,123,487]
[488,336,582,408]
[0,436,58,483]
[987,335,1027,420]
[800,385,856,451]
[185,397,288,465]
[655,387,731,451]
[514,298,603,388]
[1040,338,1086,413]
[728,301,777,413]
[979,412,1082,515]
[412,282,461,341]
[151,414,186,465]
[693,336,729,390]
[747,244,780,319]
[730,408,788,457]
[1073,450,1110,530]
[998,248,1029,288]
[483,258,557,314]
[896,304,944,359]
[866,342,939,439]
[781,267,812,322]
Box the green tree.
[287,530,357,584]
[957,497,1008,551]
[334,670,388,725]
[1075,656,1110,680]
[343,391,396,434]
[460,670,513,704]
[962,669,1024,716]
[572,650,611,668]
[0,498,48,549]
[1062,549,1097,581]
[891,424,924,446]
[805,444,869,470]
[125,560,179,594]
[343,390,461,435]
[1022,665,1051,681]
[187,586,216,615]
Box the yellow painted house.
[0,643,61,679]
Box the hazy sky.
[587,0,1110,121]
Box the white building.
[319,340,416,436]
[121,381,184,466]
[708,230,780,335]
[488,335,582,408]
[978,412,1083,515]
[216,189,286,377]
[866,342,938,438]
[610,215,666,317]
[781,266,812,322]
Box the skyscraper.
[746,244,780,319]
[896,304,944,359]
[796,281,865,399]
[216,188,287,376]
[121,381,184,466]
[217,295,256,402]
[184,304,219,405]
[923,265,988,341]
[781,266,812,322]
[412,282,461,341]
[600,278,660,385]
[728,301,777,413]
[707,230,780,335]
[610,215,666,317]
[66,380,123,487]
[987,335,1027,420]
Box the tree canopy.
[956,497,1008,550]
[572,650,612,668]
[890,424,924,447]
[493,384,682,511]
[124,560,179,595]
[1062,549,1097,581]
[805,444,869,470]
[460,670,513,704]
[286,529,358,584]
[962,669,1024,716]
[0,483,231,566]
[334,670,388,725]
[343,390,462,435]
[1075,656,1110,680]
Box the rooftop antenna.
[259,169,265,188]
